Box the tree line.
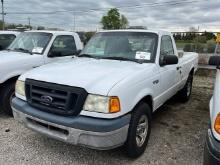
[173,32,216,43]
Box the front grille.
[25,79,88,116]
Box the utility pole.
[28,17,31,30]
[1,0,4,30]
[195,26,200,52]
[73,11,76,31]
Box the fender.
[131,88,154,112]
[0,69,28,84]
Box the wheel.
[0,81,15,116]
[178,74,193,102]
[125,102,152,158]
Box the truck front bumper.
[12,98,131,150]
[204,129,220,165]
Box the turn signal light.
[109,97,121,113]
[214,114,220,134]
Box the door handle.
[153,80,159,85]
[177,66,182,70]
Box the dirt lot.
[0,70,216,165]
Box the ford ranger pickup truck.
[204,56,220,165]
[0,30,83,115]
[12,30,198,158]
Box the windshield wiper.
[78,54,99,59]
[101,56,143,64]
[14,48,33,55]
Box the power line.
[5,0,207,15]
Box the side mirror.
[209,56,220,68]
[48,51,62,57]
[160,55,178,66]
[76,50,81,55]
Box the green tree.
[101,8,129,29]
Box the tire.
[0,81,15,116]
[125,102,152,158]
[178,73,193,102]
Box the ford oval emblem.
[40,95,53,104]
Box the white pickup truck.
[204,56,220,165]
[12,30,198,158]
[0,31,83,115]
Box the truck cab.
[0,30,83,115]
[12,30,198,158]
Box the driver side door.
[158,35,181,104]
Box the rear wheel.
[125,102,152,158]
[178,73,193,102]
[0,81,15,116]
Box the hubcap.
[136,115,148,147]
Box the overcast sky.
[3,0,220,32]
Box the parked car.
[0,31,20,50]
[12,30,198,158]
[203,56,220,165]
[0,30,83,115]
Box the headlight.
[15,80,25,96]
[83,94,120,113]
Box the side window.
[0,34,16,50]
[49,35,77,57]
[160,35,174,56]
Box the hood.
[0,50,44,84]
[0,51,38,63]
[21,57,154,95]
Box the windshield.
[8,32,52,54]
[81,32,158,63]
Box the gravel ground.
[0,72,216,165]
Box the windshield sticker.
[135,51,151,60]
[32,47,44,54]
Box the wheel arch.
[133,95,153,114]
[190,67,194,76]
[0,76,19,90]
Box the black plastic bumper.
[204,129,220,165]
[11,97,131,133]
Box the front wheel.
[125,102,152,158]
[0,81,15,116]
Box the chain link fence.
[173,32,219,66]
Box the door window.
[160,35,174,56]
[0,34,16,50]
[49,35,77,57]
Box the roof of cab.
[0,31,20,35]
[24,30,77,35]
[99,29,172,36]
